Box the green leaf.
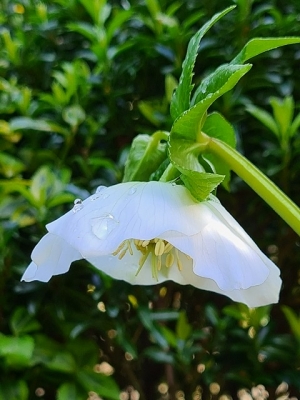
[192,63,251,106]
[10,117,69,136]
[0,380,29,400]
[115,323,138,359]
[138,100,166,127]
[57,383,81,400]
[138,308,169,349]
[62,105,86,127]
[143,347,174,364]
[202,112,236,189]
[282,306,300,341]
[165,74,178,104]
[79,0,111,26]
[270,96,294,140]
[47,192,75,208]
[123,131,168,182]
[28,166,71,208]
[106,10,133,43]
[46,352,76,373]
[159,326,178,348]
[181,170,224,201]
[290,112,300,137]
[170,6,235,120]
[231,37,300,64]
[0,333,34,367]
[10,307,41,336]
[30,166,55,206]
[176,311,192,341]
[77,370,120,400]
[0,152,25,178]
[169,64,250,198]
[67,22,96,42]
[246,104,279,137]
[0,120,22,142]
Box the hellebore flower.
[22,181,281,307]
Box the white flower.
[22,181,281,307]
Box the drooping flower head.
[22,181,281,308]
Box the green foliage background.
[0,0,300,399]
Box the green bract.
[166,8,300,200]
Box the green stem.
[159,163,180,182]
[200,132,300,236]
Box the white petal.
[165,221,269,290]
[180,259,281,307]
[21,233,82,282]
[46,182,216,257]
[206,197,270,258]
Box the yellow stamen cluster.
[112,238,183,280]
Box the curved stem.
[200,132,300,236]
[159,163,180,182]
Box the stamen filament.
[112,241,126,256]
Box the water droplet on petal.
[102,193,109,199]
[96,185,107,194]
[73,198,83,213]
[129,187,137,195]
[91,213,119,239]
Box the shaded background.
[0,0,299,399]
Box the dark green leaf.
[10,307,41,336]
[0,153,25,178]
[77,370,120,400]
[170,6,235,120]
[123,132,168,182]
[57,383,81,400]
[0,334,34,367]
[46,352,76,373]
[143,347,174,364]
[0,380,28,400]
[270,96,294,140]
[10,117,69,136]
[246,104,279,137]
[282,306,300,341]
[169,65,249,197]
[176,311,192,341]
[232,37,300,64]
[192,64,251,106]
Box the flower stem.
[200,132,300,235]
[159,163,180,182]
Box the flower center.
[112,238,184,280]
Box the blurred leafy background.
[0,0,300,399]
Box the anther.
[164,242,173,253]
[154,240,165,256]
[175,249,183,271]
[112,241,126,256]
[166,253,175,268]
